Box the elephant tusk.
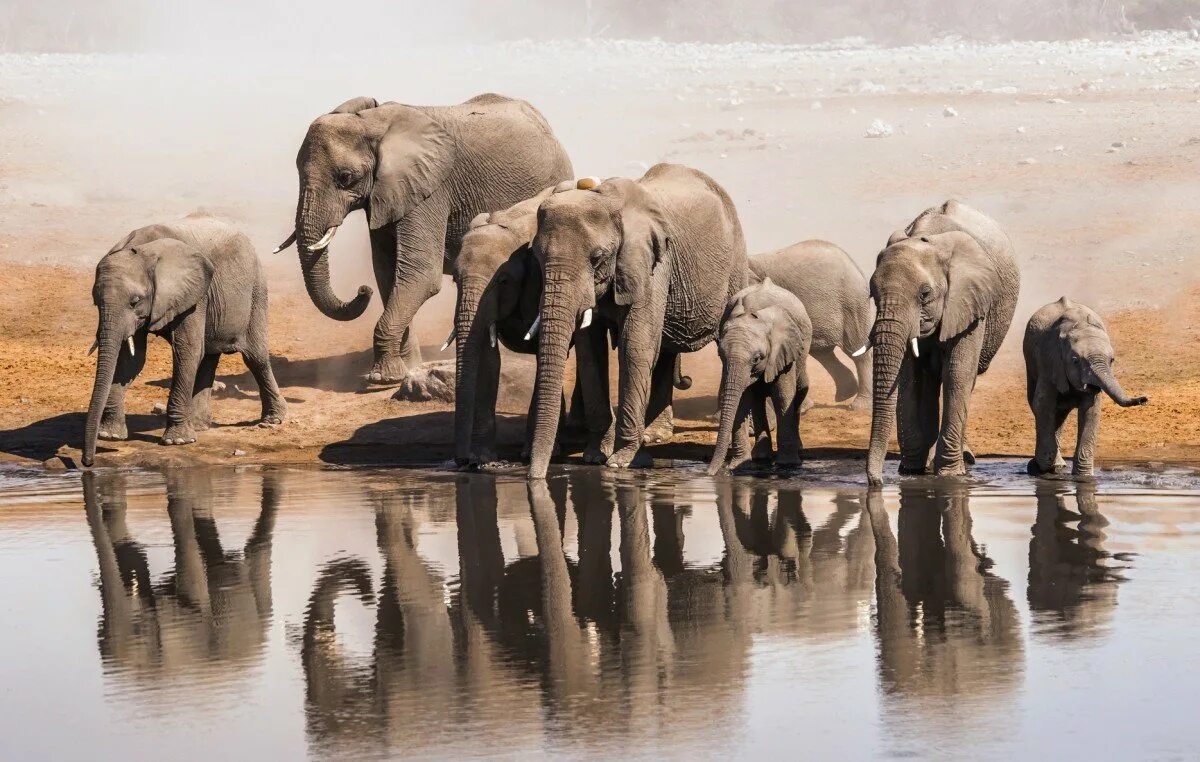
[851,344,868,358]
[489,324,497,348]
[579,308,593,329]
[88,338,98,356]
[127,336,136,357]
[308,226,338,252]
[440,327,455,352]
[910,337,920,358]
[273,230,297,254]
[524,315,541,341]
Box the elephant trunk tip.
[1119,394,1149,408]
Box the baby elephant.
[82,216,285,466]
[1024,296,1147,476]
[708,279,812,474]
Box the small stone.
[233,449,247,457]
[943,105,958,117]
[19,396,29,404]
[212,380,226,392]
[1016,125,1027,133]
[1111,140,1126,148]
[810,100,822,110]
[1018,157,1037,165]
[1047,97,1069,104]
[1050,145,1065,152]
[864,119,894,138]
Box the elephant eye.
[129,295,141,307]
[335,170,356,188]
[919,284,933,301]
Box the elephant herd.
[81,92,1148,482]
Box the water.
[1,461,1199,760]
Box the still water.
[1,461,1199,760]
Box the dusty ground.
[2,35,1199,470]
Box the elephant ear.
[330,96,378,114]
[762,304,806,384]
[367,105,455,230]
[147,241,214,332]
[517,246,544,321]
[938,231,999,342]
[1054,329,1079,394]
[613,195,668,306]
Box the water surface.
[1,461,1199,760]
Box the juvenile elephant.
[451,183,613,465]
[276,93,572,393]
[82,216,285,467]
[749,240,872,410]
[865,200,1020,485]
[526,165,749,479]
[707,279,812,475]
[1023,296,1147,476]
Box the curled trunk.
[866,306,911,485]
[528,289,576,479]
[296,187,371,321]
[707,361,751,475]
[82,326,120,467]
[453,282,487,463]
[1089,356,1146,407]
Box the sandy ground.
[2,35,1199,470]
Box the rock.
[391,360,455,403]
[1111,140,1126,148]
[810,100,822,110]
[1018,157,1037,165]
[943,105,958,117]
[232,449,247,457]
[1016,125,1027,133]
[864,119,893,138]
[43,456,68,471]
[212,380,226,392]
[1046,97,1069,104]
[1050,145,1065,152]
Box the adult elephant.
[865,200,1020,485]
[277,93,573,390]
[526,165,749,478]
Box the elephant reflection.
[864,485,1022,696]
[1028,481,1125,637]
[83,468,277,680]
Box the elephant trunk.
[453,279,489,464]
[296,186,372,321]
[707,356,752,475]
[83,315,123,467]
[528,285,578,479]
[1089,355,1147,407]
[866,303,912,485]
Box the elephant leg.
[726,390,755,471]
[470,343,500,464]
[1072,393,1100,476]
[750,384,773,462]
[897,358,936,474]
[643,351,677,445]
[849,347,872,411]
[812,348,858,406]
[934,328,985,476]
[574,325,614,464]
[607,279,670,469]
[1027,378,1065,475]
[367,198,449,386]
[564,376,587,435]
[243,287,286,425]
[190,353,220,431]
[162,309,206,446]
[99,330,147,441]
[772,364,804,467]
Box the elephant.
[451,183,614,466]
[707,278,812,475]
[82,216,285,466]
[864,200,1020,485]
[749,239,872,411]
[1023,297,1147,476]
[526,164,749,478]
[277,93,573,393]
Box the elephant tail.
[673,354,692,391]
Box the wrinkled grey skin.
[708,279,812,475]
[526,164,749,479]
[1023,297,1147,476]
[283,93,572,391]
[865,200,1020,485]
[453,185,613,465]
[750,240,872,411]
[83,216,285,466]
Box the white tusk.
[579,308,593,329]
[127,336,136,356]
[273,230,297,254]
[309,226,338,252]
[910,338,920,358]
[489,324,497,348]
[851,344,868,358]
[440,327,455,352]
[88,339,98,356]
[524,315,541,341]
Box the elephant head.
[864,231,999,484]
[83,239,213,467]
[526,177,668,478]
[451,189,551,463]
[708,279,810,475]
[1048,297,1147,407]
[283,96,455,321]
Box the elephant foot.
[390,362,455,403]
[643,410,674,444]
[848,396,871,412]
[97,417,128,441]
[258,402,287,428]
[898,461,929,476]
[1071,463,1095,477]
[776,450,802,468]
[1027,457,1065,476]
[934,461,968,477]
[605,444,641,469]
[366,354,414,387]
[191,414,213,432]
[727,452,752,471]
[582,443,610,464]
[161,424,197,446]
[963,445,976,465]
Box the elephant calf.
[83,216,285,466]
[1024,296,1147,476]
[750,240,872,411]
[708,279,812,474]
